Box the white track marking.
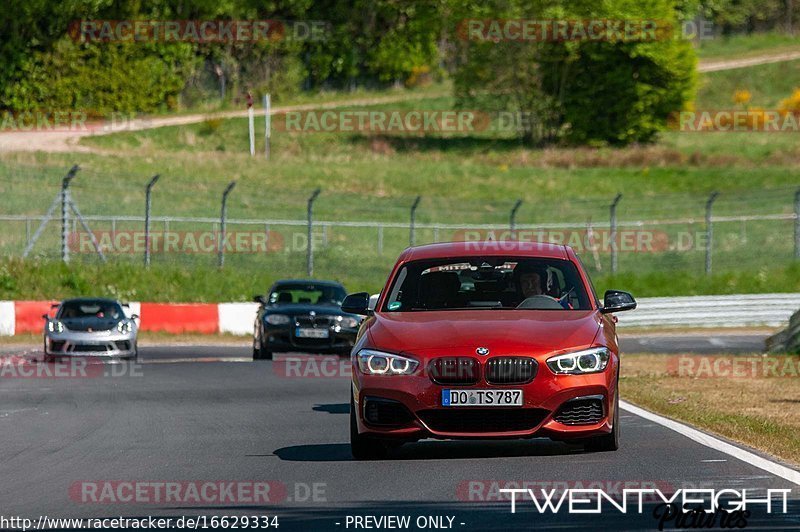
[621,400,800,486]
[144,357,252,364]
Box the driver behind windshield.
[514,262,572,309]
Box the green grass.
[3,258,799,303]
[695,31,800,60]
[2,54,800,302]
[696,58,800,109]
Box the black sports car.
[252,280,362,360]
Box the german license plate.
[442,389,523,407]
[295,327,329,339]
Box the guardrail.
[617,293,800,328]
[2,294,797,336]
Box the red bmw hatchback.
[342,241,636,460]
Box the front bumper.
[352,358,618,441]
[264,325,357,354]
[44,330,137,358]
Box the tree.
[450,0,697,145]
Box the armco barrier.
[616,293,800,328]
[1,294,798,336]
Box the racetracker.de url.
[0,515,279,530]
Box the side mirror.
[368,294,380,312]
[342,292,370,315]
[253,294,266,304]
[601,290,637,314]
[42,313,49,320]
[130,314,140,320]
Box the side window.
[384,267,408,311]
[573,254,600,307]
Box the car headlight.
[266,314,291,325]
[47,320,64,333]
[357,349,418,375]
[116,320,133,333]
[337,316,360,328]
[546,347,610,375]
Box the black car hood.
[60,317,120,332]
[265,304,355,317]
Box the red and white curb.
[0,301,259,336]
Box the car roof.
[59,297,121,305]
[397,241,570,262]
[271,279,345,288]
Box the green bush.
[452,0,697,145]
[4,39,196,115]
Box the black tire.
[252,334,273,361]
[585,390,620,452]
[350,396,389,460]
[130,342,139,363]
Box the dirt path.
[2,49,800,154]
[0,91,442,154]
[698,49,800,72]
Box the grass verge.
[3,259,800,302]
[621,353,800,466]
[695,32,800,60]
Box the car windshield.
[58,300,123,319]
[382,257,591,311]
[269,283,346,306]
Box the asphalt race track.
[1,335,799,531]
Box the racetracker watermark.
[671,110,800,132]
[274,110,492,134]
[0,357,143,379]
[68,20,327,43]
[70,231,284,255]
[69,481,327,505]
[0,111,150,134]
[457,19,712,42]
[668,355,800,378]
[454,229,709,254]
[273,355,351,379]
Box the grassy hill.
[2,35,800,302]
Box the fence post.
[705,191,719,275]
[609,193,622,274]
[61,165,79,263]
[264,94,271,160]
[218,181,237,268]
[377,225,384,255]
[795,188,800,259]
[144,174,160,268]
[510,199,523,233]
[307,188,321,276]
[409,196,422,246]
